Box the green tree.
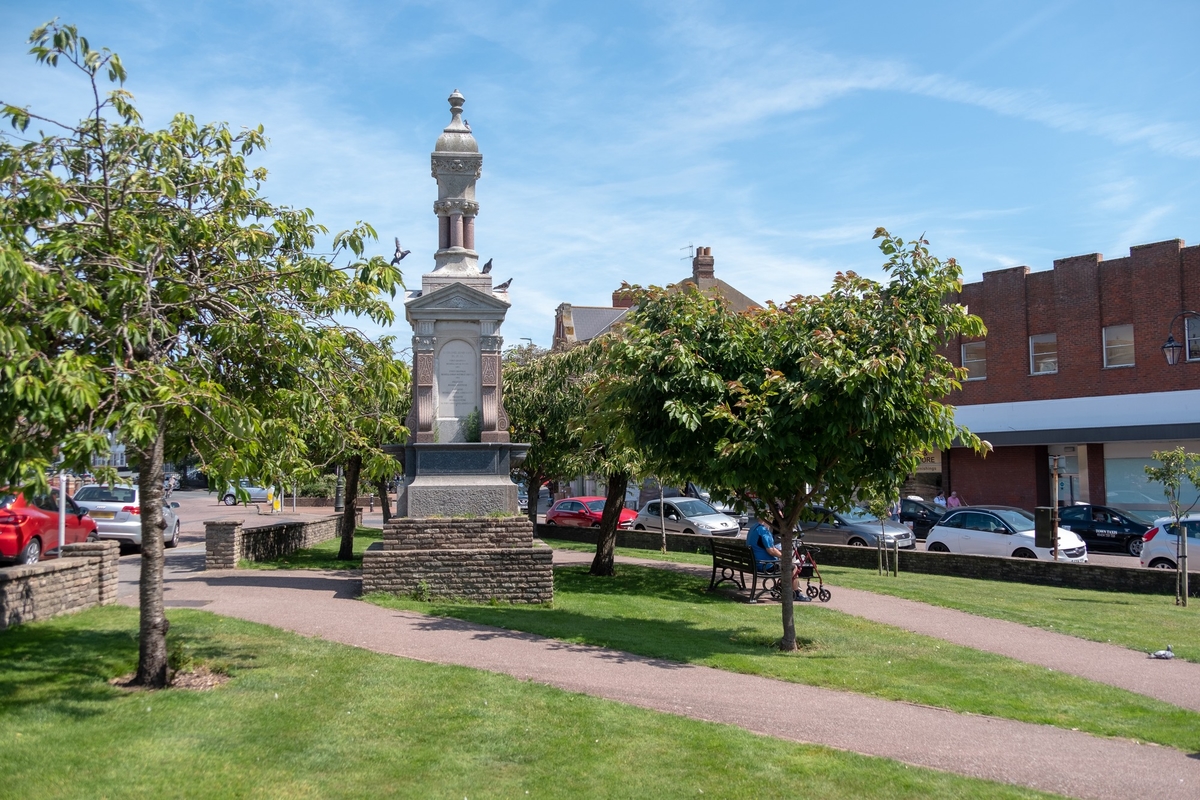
[601,230,986,650]
[503,344,588,523]
[1145,447,1200,606]
[0,22,403,686]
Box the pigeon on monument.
[464,119,471,131]
[482,258,493,274]
[494,278,513,291]
[1149,645,1175,659]
[391,238,411,265]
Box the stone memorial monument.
[361,91,552,603]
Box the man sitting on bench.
[746,512,805,602]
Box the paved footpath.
[120,549,1200,800]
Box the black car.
[900,498,944,539]
[1056,504,1155,557]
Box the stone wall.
[0,541,120,630]
[534,524,1199,597]
[363,516,552,603]
[204,512,359,569]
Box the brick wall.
[946,238,1200,405]
[0,541,120,630]
[362,517,553,603]
[945,445,1044,509]
[204,513,358,569]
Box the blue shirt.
[747,523,779,570]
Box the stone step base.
[362,544,552,604]
[382,516,534,551]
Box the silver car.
[631,497,740,536]
[799,506,917,549]
[71,485,181,548]
[221,479,271,506]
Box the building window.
[961,341,986,380]
[1188,317,1200,362]
[1103,324,1135,368]
[1029,333,1058,374]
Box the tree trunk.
[134,427,170,688]
[778,526,797,651]
[526,471,544,525]
[377,476,391,523]
[590,471,629,577]
[337,454,362,560]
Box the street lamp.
[1161,311,1200,366]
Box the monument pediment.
[406,282,511,316]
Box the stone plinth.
[402,442,526,517]
[361,516,552,603]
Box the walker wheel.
[806,585,819,599]
[818,588,831,603]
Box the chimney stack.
[692,246,714,282]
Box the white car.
[925,505,1088,563]
[631,497,741,536]
[72,485,181,548]
[1139,513,1200,570]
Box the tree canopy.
[600,230,987,648]
[0,21,404,685]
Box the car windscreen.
[585,500,606,512]
[673,498,718,517]
[992,508,1035,531]
[1117,508,1157,526]
[839,507,880,524]
[73,486,136,503]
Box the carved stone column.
[463,216,475,250]
[479,333,507,443]
[412,322,436,443]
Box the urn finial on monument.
[428,90,486,286]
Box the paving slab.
[119,564,1200,800]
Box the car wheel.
[927,541,950,552]
[167,522,180,548]
[848,538,867,547]
[223,494,237,506]
[18,537,41,565]
[683,528,695,534]
[1012,548,1037,559]
[634,524,645,530]
[1127,538,1144,558]
[86,532,99,543]
[546,520,556,525]
[590,522,601,528]
[1149,558,1177,570]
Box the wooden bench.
[708,538,781,603]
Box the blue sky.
[4,1,1200,349]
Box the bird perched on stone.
[391,238,411,265]
[1149,645,1175,659]
[482,258,493,274]
[464,119,471,131]
[494,278,512,291]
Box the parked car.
[900,498,944,539]
[0,490,97,565]
[545,496,638,529]
[631,497,740,536]
[925,505,1088,563]
[221,479,271,506]
[72,485,181,548]
[799,506,917,549]
[517,488,529,514]
[1056,504,1154,557]
[1139,513,1200,570]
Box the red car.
[545,496,638,529]
[0,490,97,565]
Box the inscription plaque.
[436,340,478,417]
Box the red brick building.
[941,238,1200,513]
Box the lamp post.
[1159,310,1199,605]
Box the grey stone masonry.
[0,540,120,630]
[205,512,360,570]
[363,516,553,603]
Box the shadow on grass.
[384,566,815,663]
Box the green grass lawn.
[240,526,382,570]
[0,607,1053,799]
[367,565,1200,752]
[542,537,1200,662]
